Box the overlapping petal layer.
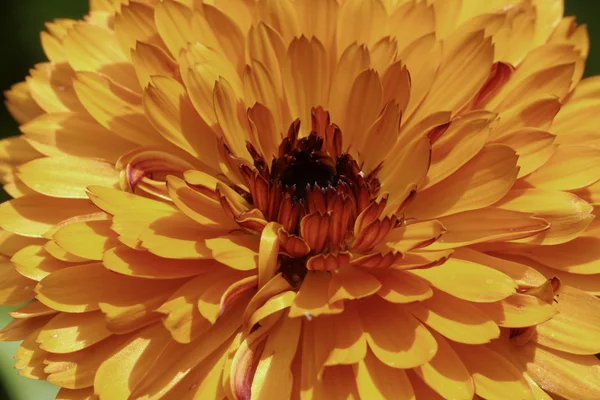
[1,0,600,399]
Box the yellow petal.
[213,77,251,161]
[424,112,493,189]
[341,69,383,154]
[144,77,220,171]
[45,334,129,390]
[453,248,547,289]
[131,42,179,90]
[113,1,161,57]
[129,303,244,399]
[328,265,381,303]
[53,220,118,260]
[103,246,209,280]
[525,145,600,190]
[388,1,435,53]
[289,271,343,318]
[385,220,446,252]
[531,285,600,355]
[283,36,329,136]
[56,387,98,400]
[94,323,173,400]
[336,0,387,58]
[329,43,371,125]
[73,71,168,146]
[495,188,594,245]
[4,81,44,124]
[251,316,301,399]
[475,293,557,328]
[493,128,557,178]
[414,329,474,400]
[21,112,135,163]
[375,269,433,303]
[380,137,431,214]
[37,310,111,353]
[359,297,437,369]
[154,0,193,59]
[511,342,600,400]
[36,262,180,313]
[354,349,416,400]
[406,144,518,220]
[0,315,54,341]
[139,212,214,259]
[452,342,534,400]
[9,301,57,319]
[86,185,175,216]
[0,195,99,238]
[205,232,259,271]
[407,289,500,344]
[27,63,86,114]
[409,258,516,303]
[407,30,493,128]
[430,208,549,249]
[323,303,367,366]
[11,245,73,281]
[258,222,280,289]
[17,156,119,199]
[0,255,36,305]
[63,22,138,92]
[360,101,401,173]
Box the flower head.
[1,0,600,399]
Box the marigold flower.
[1,0,600,399]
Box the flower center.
[236,108,386,287]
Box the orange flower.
[1,0,600,399]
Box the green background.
[0,1,599,399]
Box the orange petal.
[452,342,534,400]
[154,0,193,59]
[45,334,129,390]
[453,248,547,288]
[53,220,118,260]
[21,112,135,163]
[493,128,557,178]
[510,342,600,400]
[36,262,181,313]
[94,323,173,399]
[289,271,343,319]
[328,265,381,303]
[414,328,474,399]
[205,232,259,271]
[37,310,111,353]
[144,77,220,171]
[0,255,36,305]
[430,208,549,249]
[251,316,301,399]
[73,71,167,146]
[423,112,492,189]
[103,246,209,279]
[407,30,493,128]
[409,258,516,303]
[359,297,437,369]
[354,349,415,400]
[131,41,180,90]
[385,220,446,252]
[406,144,518,220]
[283,36,329,136]
[495,188,594,245]
[63,22,138,92]
[374,269,433,303]
[524,145,600,190]
[475,293,557,328]
[531,285,600,355]
[407,289,500,344]
[11,245,73,281]
[0,195,99,238]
